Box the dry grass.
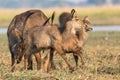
[0,6,120,27]
[0,31,120,80]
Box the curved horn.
[42,17,51,26]
[51,11,55,25]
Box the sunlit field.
[0,31,120,80]
[0,6,120,27]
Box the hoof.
[51,65,56,70]
[17,60,20,64]
[82,62,85,65]
[11,66,15,72]
[11,69,14,72]
[69,67,74,73]
[27,66,33,70]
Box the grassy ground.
[0,6,120,27]
[0,31,120,80]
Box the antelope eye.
[84,23,87,27]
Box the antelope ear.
[84,16,89,21]
[71,9,76,18]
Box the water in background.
[93,25,120,31]
[0,28,7,34]
[0,25,120,34]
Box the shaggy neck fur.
[77,28,88,48]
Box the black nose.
[91,28,93,30]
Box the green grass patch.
[0,31,120,80]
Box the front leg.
[77,50,85,65]
[34,52,41,70]
[54,42,74,72]
[43,49,56,71]
[27,54,33,70]
[43,53,50,72]
[17,44,25,64]
[24,54,32,70]
[54,41,74,72]
[11,53,15,72]
[50,50,56,69]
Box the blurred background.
[0,0,120,28]
[0,1,120,80]
[0,0,120,8]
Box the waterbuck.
[7,9,49,72]
[44,9,92,70]
[23,11,92,72]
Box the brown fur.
[58,9,75,33]
[48,16,92,70]
[59,9,75,26]
[23,13,91,72]
[24,25,63,71]
[62,17,89,66]
[7,9,49,72]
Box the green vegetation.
[0,31,120,80]
[0,6,120,27]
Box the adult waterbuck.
[7,9,49,72]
